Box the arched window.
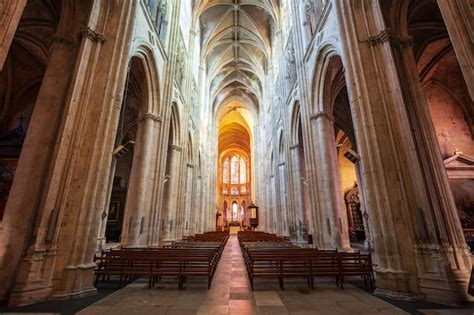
[239,157,246,184]
[223,157,230,184]
[231,155,239,184]
[221,153,249,196]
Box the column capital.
[78,27,106,44]
[366,28,391,47]
[309,111,334,122]
[139,112,162,122]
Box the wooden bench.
[243,247,373,290]
[95,247,220,289]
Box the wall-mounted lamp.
[113,140,135,157]
[344,149,360,164]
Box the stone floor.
[77,236,407,315]
[2,236,473,314]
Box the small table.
[229,226,241,235]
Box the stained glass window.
[231,186,238,195]
[231,155,239,184]
[222,153,250,196]
[239,157,246,184]
[223,158,230,184]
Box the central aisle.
[79,236,407,314]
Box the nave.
[0,0,473,309]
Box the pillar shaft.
[310,114,350,250]
[122,115,160,247]
[290,145,308,243]
[160,146,182,242]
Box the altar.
[229,226,241,235]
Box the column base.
[373,288,422,302]
[8,284,54,307]
[50,286,97,301]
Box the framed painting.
[108,200,120,222]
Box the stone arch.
[130,43,161,116]
[310,44,343,114]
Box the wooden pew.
[243,247,373,290]
[95,246,221,289]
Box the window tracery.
[223,158,229,184]
[220,153,249,197]
[231,155,239,184]
[239,157,246,184]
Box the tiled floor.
[78,236,409,315]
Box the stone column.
[183,164,194,236]
[96,157,117,250]
[0,0,26,70]
[437,0,474,100]
[290,144,307,243]
[5,0,137,304]
[270,175,277,233]
[121,113,161,247]
[390,22,472,302]
[160,145,182,242]
[0,32,80,305]
[309,112,351,250]
[335,0,471,303]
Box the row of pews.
[238,231,374,290]
[94,231,229,289]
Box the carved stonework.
[170,145,182,152]
[140,113,162,122]
[79,27,106,44]
[367,29,391,47]
[309,111,334,122]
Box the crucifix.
[18,114,26,132]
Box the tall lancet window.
[240,157,246,184]
[223,157,230,184]
[231,155,239,184]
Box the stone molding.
[140,113,162,122]
[366,28,413,49]
[309,111,334,122]
[79,27,106,44]
[367,29,391,47]
[170,145,182,152]
[51,34,74,47]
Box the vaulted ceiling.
[195,0,279,115]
